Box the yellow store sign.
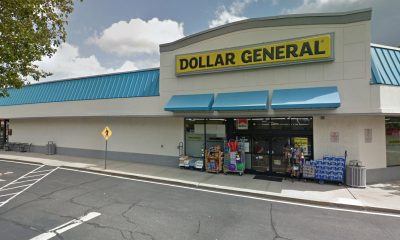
[176,33,334,76]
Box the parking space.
[0,160,399,240]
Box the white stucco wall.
[379,85,400,115]
[160,21,378,115]
[9,117,184,157]
[313,115,386,169]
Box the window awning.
[164,93,214,111]
[211,90,269,110]
[271,87,340,109]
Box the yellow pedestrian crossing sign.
[101,126,112,140]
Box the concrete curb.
[2,157,400,215]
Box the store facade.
[183,117,313,175]
[0,9,399,183]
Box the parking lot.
[0,160,399,240]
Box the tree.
[0,0,78,96]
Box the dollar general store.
[0,9,399,183]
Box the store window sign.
[237,119,249,130]
[176,33,333,76]
[293,137,308,154]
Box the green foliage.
[0,0,78,97]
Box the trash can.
[47,141,56,155]
[346,160,366,188]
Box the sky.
[36,0,400,82]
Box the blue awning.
[271,87,340,109]
[370,44,400,86]
[164,94,214,111]
[212,90,268,110]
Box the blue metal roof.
[164,94,214,111]
[212,91,269,111]
[0,68,160,106]
[371,44,400,86]
[271,86,340,109]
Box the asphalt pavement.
[0,160,399,240]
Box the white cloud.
[36,43,110,81]
[209,0,257,28]
[88,18,184,56]
[35,43,159,82]
[283,0,372,14]
[114,59,159,72]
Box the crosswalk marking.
[0,165,58,208]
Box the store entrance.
[227,118,313,176]
[252,136,291,174]
[183,117,313,175]
[252,136,269,172]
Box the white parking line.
[30,212,101,240]
[31,169,54,174]
[21,173,48,179]
[0,184,32,192]
[9,178,40,185]
[0,165,58,208]
[0,192,17,198]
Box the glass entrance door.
[251,136,269,172]
[270,136,290,174]
[251,136,291,174]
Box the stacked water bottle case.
[307,155,345,183]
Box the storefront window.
[205,119,226,149]
[386,117,400,166]
[184,119,226,158]
[185,117,314,172]
[185,119,205,158]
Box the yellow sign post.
[101,126,112,140]
[176,33,333,76]
[101,126,112,169]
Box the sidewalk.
[0,151,399,214]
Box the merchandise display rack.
[205,146,223,173]
[289,146,305,180]
[223,139,245,176]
